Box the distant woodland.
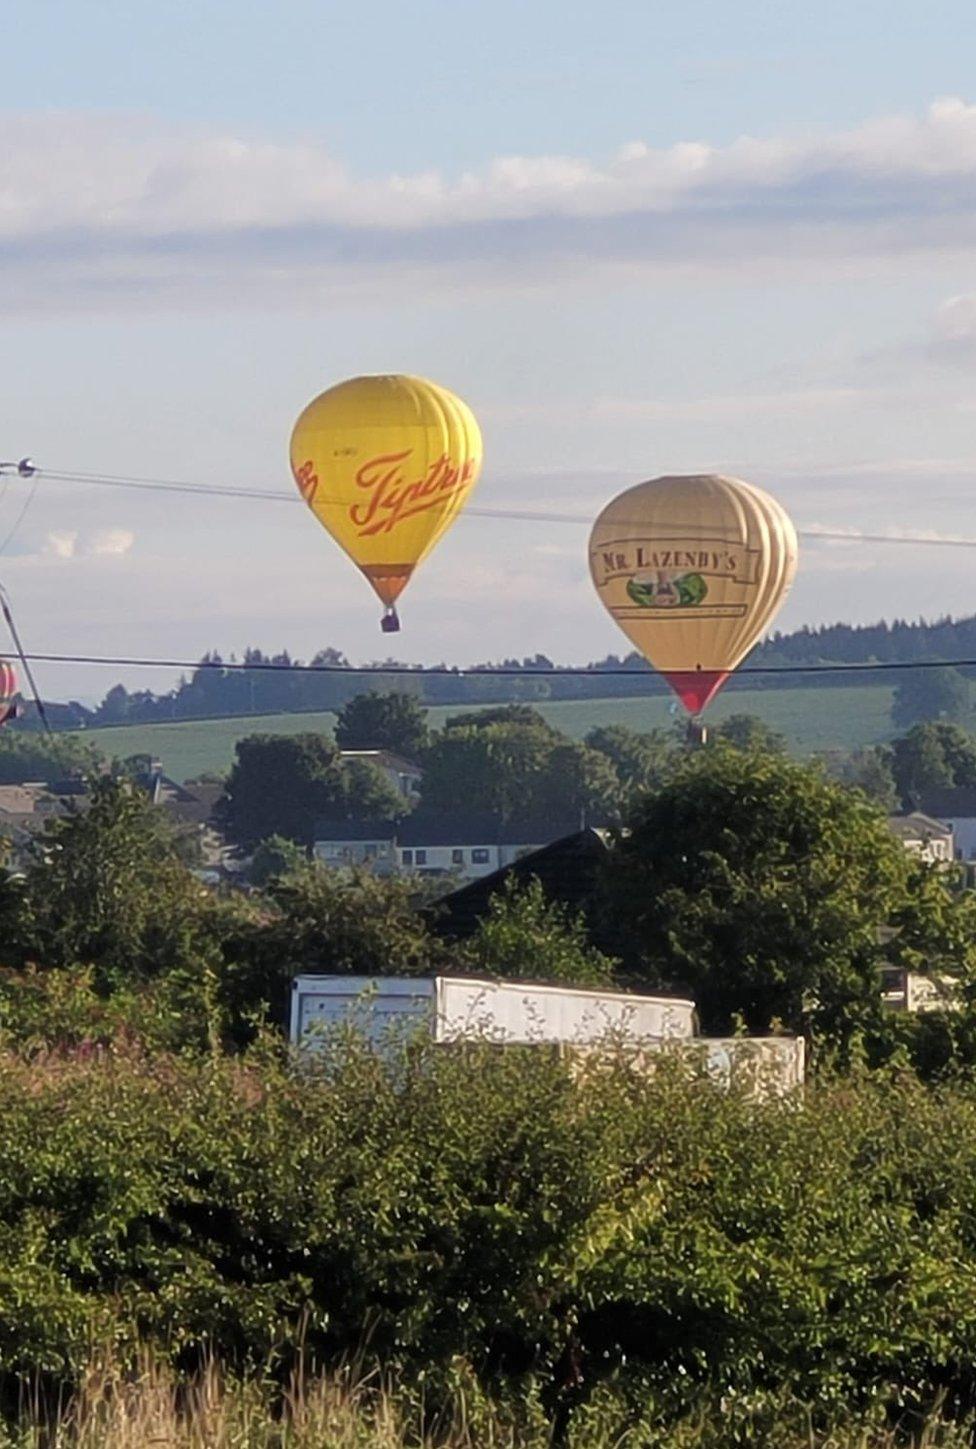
[18,612,976,728]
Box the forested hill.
[20,613,976,729]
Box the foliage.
[584,725,677,795]
[828,744,900,812]
[217,733,406,848]
[334,690,429,758]
[246,834,307,887]
[3,1040,976,1442]
[891,666,972,730]
[422,724,621,824]
[458,878,617,988]
[599,749,976,1043]
[889,721,976,807]
[4,777,208,991]
[709,712,786,754]
[445,704,558,733]
[0,732,102,784]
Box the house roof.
[429,827,613,940]
[313,818,399,843]
[397,812,588,847]
[917,788,976,819]
[887,811,953,841]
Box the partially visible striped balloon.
[0,661,18,725]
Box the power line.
[15,650,976,679]
[4,463,976,552]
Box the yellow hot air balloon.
[289,374,482,631]
[589,474,797,715]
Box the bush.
[3,1035,976,1440]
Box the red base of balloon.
[662,670,730,716]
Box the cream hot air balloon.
[289,374,482,632]
[589,474,797,715]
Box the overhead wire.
[11,651,976,679]
[7,462,976,551]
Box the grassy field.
[67,684,897,782]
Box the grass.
[61,685,897,783]
[2,1356,969,1449]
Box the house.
[396,813,582,881]
[338,750,422,801]
[917,788,976,859]
[312,819,399,872]
[887,811,954,864]
[311,813,591,883]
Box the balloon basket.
[380,608,401,634]
[685,717,708,749]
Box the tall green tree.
[891,667,972,730]
[218,734,405,849]
[9,777,204,986]
[599,748,976,1044]
[890,721,976,806]
[421,724,621,824]
[710,713,786,754]
[334,691,429,758]
[585,724,677,795]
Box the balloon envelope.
[289,374,482,627]
[588,474,798,714]
[0,660,17,726]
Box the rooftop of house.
[313,812,596,848]
[918,788,976,819]
[887,811,953,841]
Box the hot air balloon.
[0,660,17,726]
[589,474,797,717]
[289,374,482,632]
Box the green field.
[67,684,898,782]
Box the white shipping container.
[290,975,696,1052]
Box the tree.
[218,734,406,849]
[831,745,899,812]
[445,704,556,734]
[585,725,676,795]
[10,777,204,986]
[334,691,428,758]
[421,724,621,825]
[599,749,976,1044]
[248,834,307,887]
[891,667,971,730]
[890,722,976,807]
[459,877,616,987]
[709,714,786,754]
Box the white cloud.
[5,99,976,307]
[43,530,77,559]
[87,528,134,557]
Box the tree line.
[18,609,976,728]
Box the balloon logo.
[589,474,797,714]
[289,374,482,631]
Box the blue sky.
[2,0,976,701]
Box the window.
[451,848,464,865]
[472,848,490,865]
[363,844,377,860]
[401,849,413,865]
[415,849,427,865]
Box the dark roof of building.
[429,827,612,940]
[398,812,586,847]
[313,818,399,842]
[312,812,593,848]
[917,788,976,819]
